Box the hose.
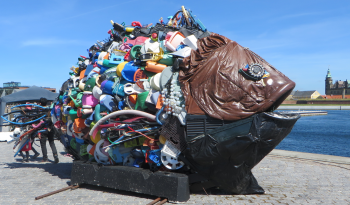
[89,110,156,137]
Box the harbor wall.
[296,100,350,104]
[282,100,350,104]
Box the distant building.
[285,90,296,100]
[0,81,56,97]
[292,90,321,99]
[325,69,350,95]
[320,95,350,99]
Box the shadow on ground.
[78,184,156,201]
[3,158,243,200]
[3,160,163,201]
[3,161,72,179]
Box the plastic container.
[109,53,124,65]
[182,35,198,50]
[82,91,99,108]
[130,45,142,59]
[121,62,138,82]
[92,86,103,99]
[125,27,134,32]
[123,36,149,46]
[117,61,128,77]
[158,54,174,66]
[150,73,161,91]
[100,94,116,111]
[145,61,166,73]
[101,80,114,95]
[165,31,185,51]
[98,52,108,61]
[69,109,78,121]
[84,77,96,92]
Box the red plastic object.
[77,108,83,118]
[134,69,148,89]
[21,140,32,151]
[131,21,142,27]
[123,36,148,46]
[129,94,137,104]
[124,50,131,61]
[145,150,151,163]
[149,141,159,150]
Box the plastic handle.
[32,120,45,128]
[131,21,142,27]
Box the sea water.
[275,110,350,157]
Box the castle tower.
[325,68,333,95]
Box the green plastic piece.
[158,54,174,66]
[84,77,96,92]
[80,144,89,156]
[70,92,83,108]
[69,109,78,121]
[103,59,115,68]
[143,70,156,79]
[124,137,146,148]
[130,45,142,59]
[94,104,109,123]
[135,91,149,111]
[70,138,76,150]
[69,87,80,98]
[81,112,90,119]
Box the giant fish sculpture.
[51,6,300,202]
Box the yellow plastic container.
[117,61,128,77]
[125,27,135,32]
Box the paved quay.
[0,141,349,205]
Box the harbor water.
[276,110,350,157]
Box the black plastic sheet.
[184,112,300,194]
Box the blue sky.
[1,0,350,95]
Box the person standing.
[38,98,59,163]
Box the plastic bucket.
[101,80,114,95]
[82,91,99,108]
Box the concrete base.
[71,161,190,202]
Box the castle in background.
[325,69,350,95]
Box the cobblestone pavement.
[0,141,349,205]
